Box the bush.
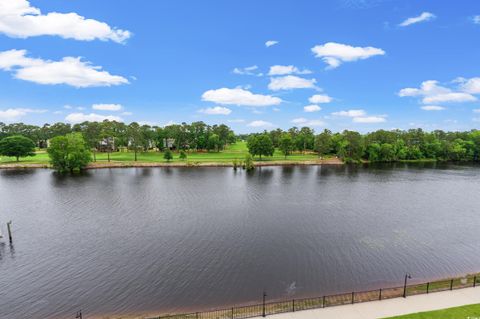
[47,133,92,172]
[179,150,187,160]
[164,149,173,161]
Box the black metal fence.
[148,273,480,319]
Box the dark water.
[1,164,480,319]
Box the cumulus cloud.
[459,77,480,94]
[247,120,274,127]
[291,117,325,127]
[311,42,385,69]
[331,109,366,117]
[268,75,317,91]
[304,104,321,112]
[121,111,133,116]
[202,88,282,107]
[0,0,131,43]
[399,12,436,27]
[398,80,477,104]
[198,106,232,115]
[92,103,123,111]
[227,119,245,123]
[352,116,386,123]
[421,105,446,111]
[0,49,129,87]
[0,107,46,122]
[268,65,312,76]
[309,94,333,104]
[65,112,123,123]
[233,65,262,76]
[474,16,480,24]
[265,40,278,47]
[473,109,480,113]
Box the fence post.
[427,282,430,294]
[231,307,234,319]
[450,279,454,290]
[474,276,477,287]
[322,296,325,308]
[379,288,382,300]
[351,292,354,304]
[292,299,295,312]
[196,312,199,319]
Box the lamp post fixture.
[403,273,412,298]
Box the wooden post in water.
[450,279,454,290]
[351,292,354,304]
[427,282,430,294]
[379,288,382,300]
[6,221,12,243]
[75,310,82,319]
[474,276,477,287]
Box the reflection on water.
[1,164,480,318]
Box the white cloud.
[202,88,282,107]
[309,94,333,104]
[291,117,325,127]
[247,120,274,127]
[0,107,46,122]
[399,12,436,27]
[474,16,480,24]
[421,105,446,111]
[473,109,480,113]
[332,109,366,117]
[53,110,62,115]
[272,107,281,112]
[0,0,131,43]
[268,75,317,91]
[227,119,245,123]
[63,105,72,109]
[76,107,85,111]
[265,40,278,47]
[92,103,123,111]
[304,104,321,112]
[311,42,385,69]
[0,49,129,87]
[198,106,232,115]
[121,111,133,116]
[353,116,386,123]
[65,112,123,123]
[398,80,477,104]
[233,65,262,76]
[460,77,480,94]
[268,65,312,76]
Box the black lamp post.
[262,291,267,317]
[403,273,412,298]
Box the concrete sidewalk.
[254,287,480,319]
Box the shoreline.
[0,157,344,170]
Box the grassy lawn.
[0,141,322,165]
[384,304,480,319]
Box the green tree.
[0,135,36,161]
[47,133,92,172]
[127,122,143,161]
[314,129,332,158]
[164,149,173,161]
[278,133,294,159]
[247,134,274,159]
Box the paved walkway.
[254,287,480,319]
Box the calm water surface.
[1,164,480,318]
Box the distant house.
[164,138,175,150]
[98,137,116,152]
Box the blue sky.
[0,0,480,133]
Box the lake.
[1,164,480,319]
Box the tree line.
[0,120,236,155]
[2,121,480,164]
[249,127,480,162]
